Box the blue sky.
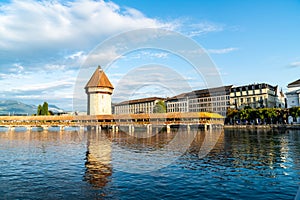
[0,0,299,111]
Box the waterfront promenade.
[224,124,300,130]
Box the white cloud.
[289,61,300,68]
[65,51,85,60]
[183,21,224,37]
[12,79,74,92]
[123,51,169,61]
[0,0,171,53]
[10,63,24,73]
[45,64,67,71]
[142,51,169,59]
[207,47,238,54]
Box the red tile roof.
[85,66,114,89]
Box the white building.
[286,79,300,108]
[166,86,232,117]
[230,83,285,109]
[114,97,165,114]
[85,66,114,115]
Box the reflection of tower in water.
[84,131,112,188]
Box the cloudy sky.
[1,0,299,111]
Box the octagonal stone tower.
[85,66,114,115]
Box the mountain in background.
[48,104,65,114]
[0,100,65,115]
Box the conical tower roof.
[85,66,114,89]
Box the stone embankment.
[224,124,300,130]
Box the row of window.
[189,101,229,107]
[115,103,155,114]
[233,96,264,104]
[188,96,229,103]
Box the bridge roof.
[0,112,224,122]
[85,66,114,89]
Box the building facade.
[114,97,165,114]
[85,66,114,115]
[166,86,232,116]
[230,83,285,109]
[286,79,300,108]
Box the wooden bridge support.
[166,125,171,134]
[112,125,119,133]
[147,124,152,135]
[79,126,85,132]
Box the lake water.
[0,128,299,199]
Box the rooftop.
[286,89,300,95]
[115,97,165,106]
[287,79,300,88]
[231,83,277,91]
[85,66,114,89]
[167,85,232,101]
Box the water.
[0,128,299,199]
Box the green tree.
[153,100,166,113]
[42,102,49,115]
[265,108,277,124]
[37,105,42,115]
[249,109,259,124]
[225,108,239,124]
[239,109,250,122]
[257,108,265,124]
[36,102,50,116]
[289,107,300,122]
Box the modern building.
[114,97,165,114]
[286,79,300,108]
[85,66,114,115]
[166,85,232,116]
[229,83,285,109]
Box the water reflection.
[221,129,300,171]
[84,131,112,188]
[82,129,218,181]
[0,128,299,199]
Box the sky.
[0,0,299,111]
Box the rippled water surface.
[0,128,299,199]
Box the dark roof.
[231,83,277,91]
[286,89,300,95]
[115,97,165,106]
[167,92,188,100]
[288,79,300,88]
[85,66,114,89]
[167,85,232,101]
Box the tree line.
[226,106,300,125]
[35,102,50,116]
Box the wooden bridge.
[0,112,224,133]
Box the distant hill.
[0,100,64,115]
[48,104,65,114]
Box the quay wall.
[224,124,300,130]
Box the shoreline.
[224,124,300,130]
